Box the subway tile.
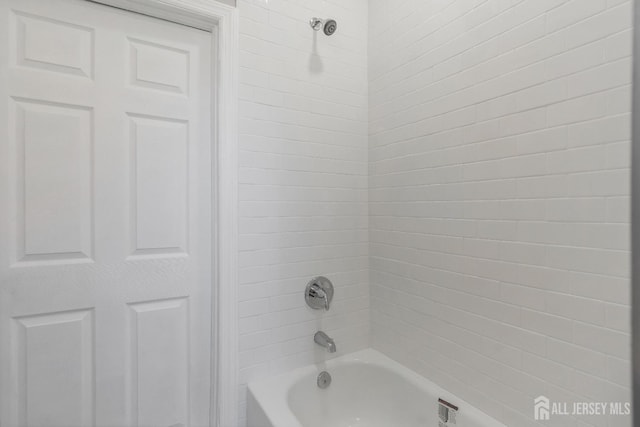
[368,0,631,425]
[237,0,632,425]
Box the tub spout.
[314,331,336,353]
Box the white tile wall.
[237,0,632,425]
[368,0,631,426]
[237,0,369,424]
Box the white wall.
[368,1,632,426]
[237,0,369,424]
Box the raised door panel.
[12,98,93,265]
[129,114,189,257]
[128,38,189,95]
[129,298,189,427]
[13,310,94,427]
[13,11,94,78]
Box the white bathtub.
[247,349,506,427]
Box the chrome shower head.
[310,18,337,36]
[323,19,337,36]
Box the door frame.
[86,1,240,426]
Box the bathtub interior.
[247,349,504,427]
[287,362,433,427]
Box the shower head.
[310,17,337,36]
[323,19,337,36]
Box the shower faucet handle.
[305,276,334,311]
[309,284,330,310]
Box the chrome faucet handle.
[305,276,334,311]
[309,284,329,310]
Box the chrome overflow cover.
[305,276,334,311]
[317,371,332,389]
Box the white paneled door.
[0,0,213,426]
